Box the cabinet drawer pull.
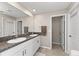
[25,50,26,55]
[23,51,24,56]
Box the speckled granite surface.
[0,34,39,53]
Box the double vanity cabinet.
[0,35,40,56]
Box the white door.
[70,9,79,50]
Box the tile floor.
[35,44,66,56]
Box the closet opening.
[52,16,65,51]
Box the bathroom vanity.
[0,34,40,56]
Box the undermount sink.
[30,34,38,37]
[7,37,26,43]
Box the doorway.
[52,16,65,50]
[17,21,22,35]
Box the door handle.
[69,35,72,37]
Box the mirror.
[0,2,28,37]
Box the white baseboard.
[40,46,51,50]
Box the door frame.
[50,14,67,52]
[52,16,63,45]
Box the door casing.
[50,14,67,53]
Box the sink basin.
[30,34,38,37]
[7,37,26,43]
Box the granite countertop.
[0,34,39,53]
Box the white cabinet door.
[13,48,26,56]
[13,50,23,56]
[24,36,40,56]
[32,36,40,55]
[23,39,34,56]
[24,45,33,56]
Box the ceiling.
[0,2,72,17]
[0,2,28,17]
[19,2,72,15]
